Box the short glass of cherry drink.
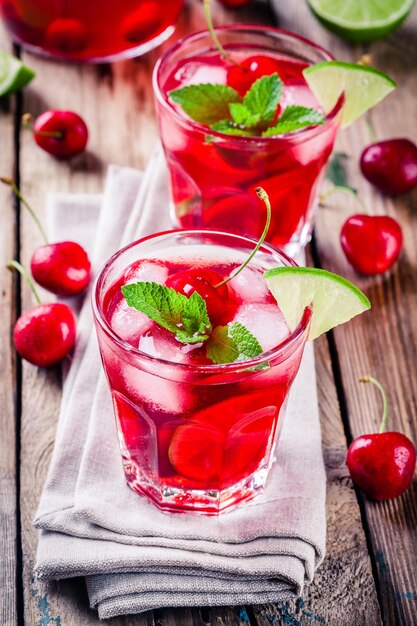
[93,229,312,515]
[0,0,183,62]
[153,26,344,256]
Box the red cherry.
[14,303,76,367]
[203,193,264,239]
[166,268,228,324]
[227,55,281,96]
[1,179,92,295]
[347,432,416,501]
[121,2,162,42]
[360,139,417,195]
[340,214,402,274]
[31,241,91,296]
[32,110,88,159]
[8,260,77,367]
[45,18,88,53]
[346,376,416,501]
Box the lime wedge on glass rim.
[303,61,396,127]
[306,0,415,42]
[0,51,35,97]
[264,267,371,340]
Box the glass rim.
[92,228,312,374]
[153,24,345,145]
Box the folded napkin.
[34,146,326,619]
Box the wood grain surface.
[0,21,19,626]
[1,0,416,624]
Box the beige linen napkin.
[34,146,326,619]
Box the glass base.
[123,456,272,516]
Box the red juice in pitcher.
[0,0,183,61]
[154,27,343,256]
[93,230,311,514]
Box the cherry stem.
[0,177,49,244]
[22,113,63,140]
[360,375,389,434]
[7,259,42,305]
[203,0,242,68]
[320,185,370,216]
[215,186,271,288]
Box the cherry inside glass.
[93,230,311,515]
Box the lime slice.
[306,0,415,42]
[0,51,35,97]
[303,61,396,127]
[264,266,371,340]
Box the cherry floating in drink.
[0,0,183,62]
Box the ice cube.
[232,303,290,352]
[123,260,168,285]
[138,326,201,365]
[110,300,152,344]
[121,361,194,414]
[228,266,270,303]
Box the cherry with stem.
[22,110,88,159]
[203,0,280,95]
[166,187,271,323]
[1,177,91,296]
[7,260,77,367]
[346,376,416,501]
[320,184,403,275]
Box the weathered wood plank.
[0,21,19,626]
[251,316,382,626]
[282,2,417,624]
[16,1,256,624]
[13,0,415,624]
[16,12,158,626]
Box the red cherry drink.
[154,27,342,256]
[93,231,311,514]
[0,0,183,62]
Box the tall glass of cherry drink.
[93,230,311,515]
[0,0,183,62]
[154,26,344,256]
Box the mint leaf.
[206,322,263,364]
[121,282,211,344]
[229,102,261,127]
[262,106,325,136]
[211,120,257,137]
[168,84,242,125]
[243,74,283,126]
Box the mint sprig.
[206,322,263,364]
[169,73,325,137]
[262,106,325,136]
[169,84,241,126]
[121,282,211,344]
[122,282,264,364]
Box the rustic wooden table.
[1,1,417,625]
